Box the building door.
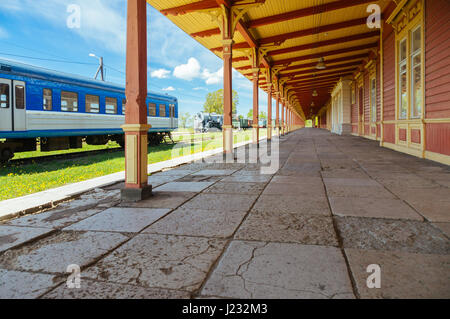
[0,78,12,131]
[358,87,364,136]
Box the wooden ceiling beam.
[280,53,368,72]
[161,0,218,16]
[273,42,377,66]
[248,0,374,28]
[290,71,354,83]
[259,17,368,45]
[281,62,362,78]
[268,31,379,57]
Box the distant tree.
[203,89,238,115]
[259,111,267,120]
[246,109,266,120]
[179,112,192,128]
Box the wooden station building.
[121,0,450,199]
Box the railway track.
[4,135,218,167]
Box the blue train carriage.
[0,59,178,161]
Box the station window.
[149,103,156,116]
[43,88,52,110]
[122,98,126,114]
[0,83,9,108]
[105,97,117,114]
[159,104,166,117]
[398,38,407,119]
[411,26,422,118]
[85,94,99,113]
[61,91,78,112]
[370,78,376,122]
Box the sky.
[0,0,275,118]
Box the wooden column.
[252,68,260,144]
[222,39,233,154]
[267,85,272,140]
[275,93,280,136]
[281,99,285,135]
[121,0,151,201]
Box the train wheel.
[0,148,14,162]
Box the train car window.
[122,98,126,114]
[43,88,52,110]
[159,104,166,117]
[61,91,78,112]
[149,103,156,116]
[105,97,117,114]
[169,104,175,117]
[86,94,100,113]
[0,84,9,108]
[15,85,25,109]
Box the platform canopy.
[146,0,391,120]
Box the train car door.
[169,104,174,128]
[13,80,26,131]
[0,78,12,131]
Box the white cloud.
[151,68,170,79]
[162,86,175,91]
[193,87,207,91]
[173,57,201,81]
[202,67,223,85]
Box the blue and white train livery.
[0,59,178,161]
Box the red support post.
[121,0,152,201]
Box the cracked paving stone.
[43,279,190,299]
[252,194,331,216]
[263,182,326,197]
[220,175,272,183]
[235,211,338,246]
[143,207,247,238]
[328,197,423,221]
[64,207,170,233]
[180,194,258,211]
[83,234,227,292]
[0,225,54,253]
[154,182,215,193]
[345,248,450,299]
[60,188,120,211]
[335,216,450,254]
[5,208,102,229]
[193,169,238,176]
[0,231,129,274]
[0,269,60,299]
[121,192,197,209]
[203,182,266,195]
[201,240,354,299]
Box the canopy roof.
[146,0,392,119]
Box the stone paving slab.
[5,208,102,229]
[325,184,396,199]
[180,193,258,211]
[43,279,190,299]
[122,191,197,209]
[335,217,450,254]
[252,194,331,216]
[83,234,227,292]
[345,248,450,299]
[0,231,129,274]
[235,211,338,246]
[143,207,247,238]
[0,269,58,299]
[328,197,423,221]
[154,182,215,193]
[0,225,54,253]
[64,208,170,233]
[262,182,326,197]
[201,241,354,299]
[192,169,238,176]
[433,223,450,237]
[220,175,272,183]
[203,182,266,195]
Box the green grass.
[1,130,263,201]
